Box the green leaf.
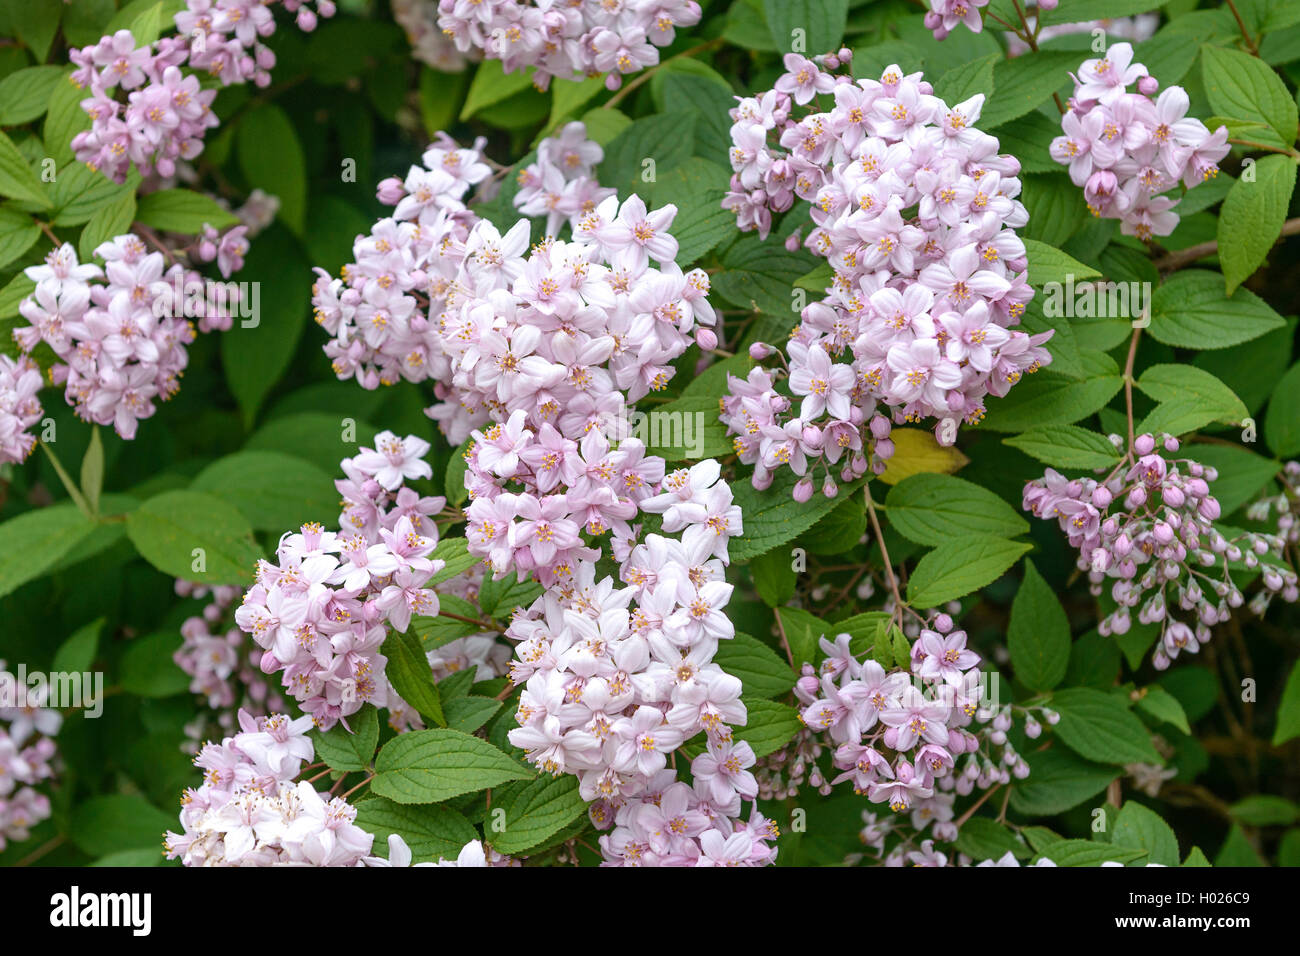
[52,617,103,674]
[1010,746,1120,816]
[642,158,735,266]
[1008,560,1070,692]
[1188,444,1280,516]
[429,537,481,586]
[382,628,447,728]
[952,817,1030,862]
[371,729,531,805]
[490,774,587,855]
[0,130,49,207]
[0,504,97,599]
[220,227,314,427]
[884,473,1028,546]
[461,60,536,120]
[444,696,501,734]
[1201,45,1298,148]
[906,535,1032,607]
[355,797,479,862]
[762,0,848,54]
[70,795,175,857]
[1215,825,1266,866]
[311,706,380,772]
[1003,425,1123,470]
[658,72,734,161]
[714,632,796,699]
[1039,839,1146,867]
[751,547,796,607]
[1148,270,1286,350]
[1266,360,1300,457]
[126,489,264,585]
[236,104,306,235]
[1274,662,1300,746]
[776,606,830,669]
[120,630,187,697]
[1217,154,1297,294]
[1134,686,1191,734]
[1023,237,1101,286]
[598,113,695,198]
[0,204,39,271]
[729,469,866,561]
[1021,175,1087,249]
[982,351,1124,433]
[640,392,733,461]
[932,53,998,106]
[1113,801,1181,866]
[1229,794,1300,827]
[411,594,482,650]
[43,73,91,167]
[1038,0,1170,26]
[478,574,543,618]
[74,431,103,526]
[1049,687,1162,765]
[247,412,379,475]
[712,233,818,317]
[0,65,66,125]
[982,51,1078,129]
[134,188,239,233]
[191,450,337,532]
[1135,364,1249,435]
[78,189,137,262]
[735,698,802,758]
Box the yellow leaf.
[876,428,970,486]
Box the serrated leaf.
[884,473,1028,545]
[729,469,867,562]
[735,698,801,758]
[354,796,479,861]
[1010,746,1120,816]
[490,774,587,855]
[0,130,49,207]
[1049,687,1162,765]
[1217,154,1296,294]
[1003,425,1123,469]
[311,706,379,772]
[1201,45,1298,148]
[372,729,531,804]
[0,504,98,599]
[1008,560,1070,692]
[1039,839,1146,867]
[1148,271,1286,350]
[714,632,796,699]
[1134,686,1191,734]
[126,490,264,585]
[382,628,446,728]
[906,535,1032,607]
[1113,801,1181,866]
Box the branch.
[1152,215,1300,272]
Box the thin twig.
[1153,215,1300,272]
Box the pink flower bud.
[1134,433,1156,455]
[793,477,814,502]
[695,328,718,351]
[749,342,773,360]
[1137,75,1159,96]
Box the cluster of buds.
[1024,433,1296,669]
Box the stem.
[603,38,725,110]
[340,774,374,801]
[864,487,906,626]
[1224,0,1260,56]
[1227,137,1299,156]
[773,605,796,668]
[39,440,92,518]
[439,609,503,633]
[953,784,1002,829]
[1122,327,1141,454]
[13,834,66,867]
[1152,215,1300,272]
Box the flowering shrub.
[1,0,1299,879]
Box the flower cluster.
[393,0,475,72]
[514,122,616,237]
[234,431,449,729]
[721,54,1049,496]
[163,710,375,866]
[9,237,241,460]
[435,0,701,91]
[0,355,42,465]
[791,616,1038,857]
[70,0,334,184]
[1245,461,1300,614]
[174,580,286,750]
[1024,433,1297,670]
[0,662,62,853]
[924,0,992,41]
[1051,42,1229,240]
